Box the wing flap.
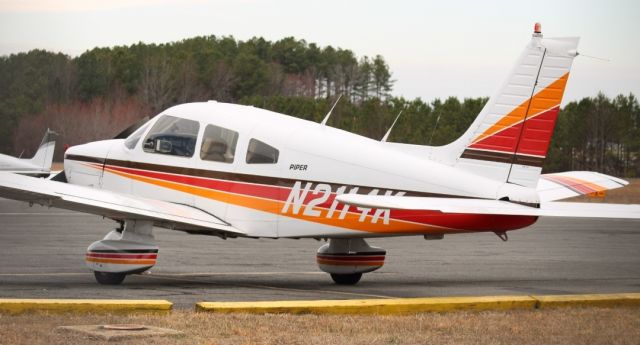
[336,194,640,219]
[0,172,245,236]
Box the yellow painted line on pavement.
[196,295,537,315]
[534,293,640,309]
[0,299,172,314]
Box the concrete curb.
[533,293,640,309]
[196,293,640,315]
[196,295,537,315]
[0,299,173,314]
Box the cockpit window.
[200,124,238,163]
[246,139,279,164]
[142,115,199,157]
[124,122,150,150]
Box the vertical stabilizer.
[27,129,57,172]
[433,24,579,188]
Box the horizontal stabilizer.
[538,171,628,201]
[336,194,640,220]
[0,172,245,236]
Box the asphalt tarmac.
[1,198,639,309]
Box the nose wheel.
[94,271,126,285]
[86,220,158,286]
[330,273,362,285]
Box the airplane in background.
[0,24,638,286]
[0,129,56,177]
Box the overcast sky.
[1,0,638,104]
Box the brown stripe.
[461,149,513,164]
[513,155,545,167]
[66,155,460,198]
[89,249,159,254]
[461,149,544,168]
[65,154,105,165]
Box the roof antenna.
[381,110,403,142]
[428,109,443,146]
[320,94,342,126]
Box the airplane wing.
[336,194,640,219]
[537,171,628,202]
[0,172,246,237]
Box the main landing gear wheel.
[330,273,362,285]
[94,271,126,285]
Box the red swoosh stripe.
[91,163,537,233]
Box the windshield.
[142,115,200,157]
[124,122,151,149]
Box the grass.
[1,307,639,345]
[570,178,640,204]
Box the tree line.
[0,35,393,153]
[240,94,640,177]
[1,36,638,177]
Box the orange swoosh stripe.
[103,166,444,234]
[472,73,569,144]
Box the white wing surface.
[0,172,245,236]
[336,194,640,219]
[537,171,628,202]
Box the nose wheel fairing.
[317,238,385,284]
[86,220,157,285]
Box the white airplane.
[0,24,638,285]
[0,129,56,177]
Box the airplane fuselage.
[64,101,538,239]
[0,154,51,177]
[0,154,40,171]
[0,129,55,177]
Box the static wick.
[577,52,611,62]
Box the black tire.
[330,273,362,285]
[94,271,126,285]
